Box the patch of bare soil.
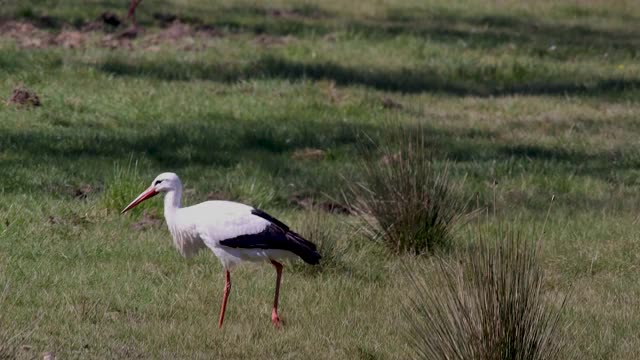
[380,152,401,166]
[0,18,224,50]
[381,96,403,109]
[101,29,135,50]
[7,86,41,107]
[131,211,163,231]
[100,12,122,27]
[47,216,64,225]
[143,20,223,50]
[289,193,352,215]
[0,21,90,48]
[82,12,123,32]
[317,201,351,214]
[267,8,325,20]
[254,34,295,46]
[153,12,178,26]
[322,80,346,103]
[292,148,326,161]
[0,21,49,48]
[207,191,232,201]
[54,30,85,48]
[70,184,94,199]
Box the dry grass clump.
[403,226,569,360]
[348,132,467,254]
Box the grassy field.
[1,0,640,358]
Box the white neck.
[163,188,182,224]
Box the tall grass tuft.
[100,160,150,215]
[347,132,466,254]
[403,226,569,360]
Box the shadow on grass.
[95,55,640,97]
[1,116,634,179]
[3,114,640,215]
[0,114,366,169]
[8,2,640,55]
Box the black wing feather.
[219,209,321,265]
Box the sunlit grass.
[0,0,639,358]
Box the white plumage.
[121,172,320,328]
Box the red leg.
[128,0,142,19]
[128,0,142,25]
[270,260,284,329]
[218,270,231,328]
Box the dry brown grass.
[348,131,468,254]
[403,226,570,360]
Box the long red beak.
[121,186,158,214]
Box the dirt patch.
[54,30,85,48]
[324,80,346,103]
[381,96,403,109]
[207,191,232,201]
[101,12,122,27]
[71,184,94,199]
[0,18,223,50]
[0,21,90,48]
[142,20,223,50]
[153,12,178,26]
[81,12,123,32]
[289,193,352,215]
[47,216,63,225]
[156,21,193,41]
[7,86,41,107]
[380,152,401,166]
[266,8,325,20]
[101,31,135,50]
[317,200,352,215]
[131,211,163,231]
[292,148,326,161]
[255,34,294,46]
[0,21,50,48]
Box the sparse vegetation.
[348,131,467,254]
[403,226,569,360]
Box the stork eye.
[154,179,164,186]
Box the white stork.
[121,172,321,328]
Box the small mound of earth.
[288,193,352,215]
[153,12,178,26]
[380,152,401,166]
[381,96,403,109]
[71,184,94,199]
[157,21,193,41]
[255,34,294,46]
[292,148,326,161]
[54,30,85,48]
[131,211,163,231]
[8,87,41,107]
[81,12,123,32]
[266,8,325,20]
[207,191,232,201]
[101,12,122,27]
[317,201,351,215]
[0,21,88,48]
[0,21,49,48]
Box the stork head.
[121,172,182,213]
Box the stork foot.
[271,309,283,329]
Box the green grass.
[1,0,640,358]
